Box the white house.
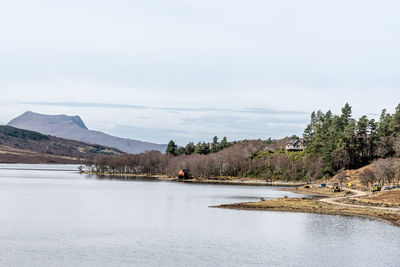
[285,139,306,152]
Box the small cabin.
[178,169,192,180]
[285,139,306,152]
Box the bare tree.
[336,169,347,185]
[376,136,396,158]
[359,168,376,187]
[305,155,323,183]
[85,139,327,183]
[331,149,350,170]
[373,158,397,185]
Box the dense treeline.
[85,103,400,182]
[304,103,400,175]
[166,136,233,156]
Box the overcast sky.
[1,0,400,145]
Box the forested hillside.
[304,103,400,174]
[85,103,400,182]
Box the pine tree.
[185,142,196,155]
[356,115,369,163]
[219,136,228,150]
[166,140,177,156]
[211,136,219,153]
[201,142,210,154]
[389,104,400,136]
[378,109,391,137]
[341,103,352,127]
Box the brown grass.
[340,189,400,208]
[0,145,84,164]
[216,197,400,226]
[283,186,350,197]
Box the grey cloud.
[242,108,308,115]
[181,115,308,127]
[21,101,308,116]
[100,122,304,146]
[99,124,195,145]
[179,115,306,142]
[4,0,397,143]
[1,0,400,93]
[18,101,308,144]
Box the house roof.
[288,139,298,145]
[287,139,306,146]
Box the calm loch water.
[0,164,399,266]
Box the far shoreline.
[81,171,307,187]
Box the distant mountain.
[8,111,167,154]
[0,125,122,164]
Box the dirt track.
[319,187,400,212]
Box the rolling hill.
[0,125,122,164]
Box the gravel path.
[318,187,400,212]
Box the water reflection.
[86,174,159,182]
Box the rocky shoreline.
[214,187,400,227]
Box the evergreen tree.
[378,109,391,137]
[356,115,369,163]
[211,136,219,153]
[389,104,400,136]
[341,103,352,127]
[220,136,228,149]
[304,111,317,138]
[368,119,379,157]
[194,142,202,154]
[176,147,185,156]
[342,119,357,167]
[166,140,177,156]
[185,142,196,155]
[201,142,210,154]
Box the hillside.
[8,111,167,154]
[0,126,122,164]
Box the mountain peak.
[69,115,88,130]
[9,111,88,130]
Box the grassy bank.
[337,188,400,208]
[282,186,352,197]
[215,187,400,227]
[216,197,400,227]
